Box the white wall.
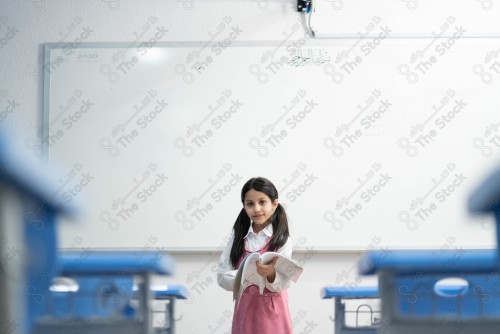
[2,0,498,333]
[0,1,374,333]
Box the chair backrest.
[48,276,135,318]
[392,273,500,320]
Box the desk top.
[321,285,379,299]
[359,249,499,275]
[151,284,189,300]
[59,251,175,275]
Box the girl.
[217,177,293,334]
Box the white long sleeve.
[217,226,293,293]
[265,238,293,293]
[217,232,238,291]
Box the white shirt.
[217,223,293,292]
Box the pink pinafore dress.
[232,239,293,334]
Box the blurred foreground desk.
[359,249,500,334]
[34,251,175,334]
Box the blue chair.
[48,276,135,318]
[321,285,379,333]
[358,249,500,334]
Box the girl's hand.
[256,257,278,283]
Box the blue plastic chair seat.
[49,277,135,318]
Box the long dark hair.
[229,177,290,268]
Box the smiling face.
[243,189,278,232]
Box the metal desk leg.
[138,273,152,334]
[168,297,175,334]
[334,297,345,334]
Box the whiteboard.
[43,37,500,251]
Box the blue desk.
[359,249,500,334]
[34,251,175,334]
[321,285,379,334]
